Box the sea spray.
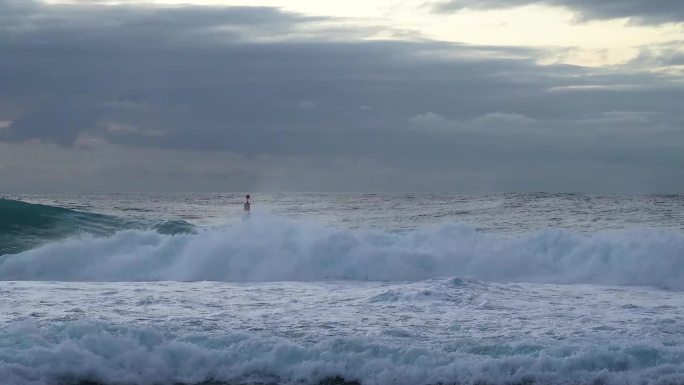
[1,213,683,289]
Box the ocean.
[1,193,684,385]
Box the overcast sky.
[1,0,683,193]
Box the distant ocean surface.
[1,193,684,385]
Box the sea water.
[1,193,683,385]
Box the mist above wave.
[0,214,682,288]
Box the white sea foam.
[2,319,684,385]
[2,278,684,385]
[1,214,683,288]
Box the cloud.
[409,112,537,135]
[432,0,684,24]
[410,112,452,126]
[2,104,101,146]
[0,0,683,192]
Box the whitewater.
[1,193,684,385]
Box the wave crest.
[1,214,683,288]
[0,199,195,255]
[3,320,684,385]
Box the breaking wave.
[2,319,684,385]
[0,199,195,255]
[1,212,683,289]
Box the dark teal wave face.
[154,219,197,235]
[0,199,195,255]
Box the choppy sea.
[1,193,684,385]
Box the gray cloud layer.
[432,0,684,24]
[0,0,683,192]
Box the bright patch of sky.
[45,0,684,66]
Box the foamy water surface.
[1,193,683,385]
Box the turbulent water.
[1,193,684,385]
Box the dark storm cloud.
[0,0,545,152]
[4,104,100,146]
[0,0,683,192]
[432,0,684,24]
